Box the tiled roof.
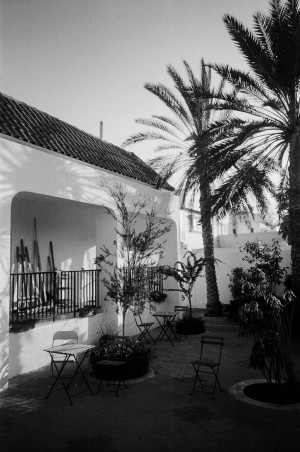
[0,92,173,191]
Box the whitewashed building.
[0,93,180,391]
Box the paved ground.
[1,315,300,452]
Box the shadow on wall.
[0,275,10,391]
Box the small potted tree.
[92,183,170,379]
[162,251,206,334]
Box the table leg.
[67,352,93,395]
[166,318,180,343]
[45,353,74,405]
[154,318,175,347]
[153,317,166,344]
[163,320,175,347]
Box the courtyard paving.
[1,315,300,452]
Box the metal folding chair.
[173,306,188,341]
[134,313,155,344]
[174,306,188,318]
[96,360,129,397]
[50,330,78,376]
[190,335,224,398]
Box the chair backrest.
[52,330,78,346]
[174,306,188,320]
[200,335,224,364]
[134,313,143,326]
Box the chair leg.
[144,327,155,344]
[137,326,154,344]
[115,380,129,397]
[190,365,203,395]
[211,368,223,398]
[97,377,128,397]
[191,365,222,398]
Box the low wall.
[9,314,104,379]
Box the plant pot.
[176,317,205,335]
[149,291,168,303]
[243,381,300,405]
[93,359,149,380]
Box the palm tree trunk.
[288,130,300,337]
[200,184,223,316]
[289,130,300,297]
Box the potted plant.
[95,183,171,338]
[162,251,206,334]
[149,290,167,303]
[89,336,155,380]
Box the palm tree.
[208,0,300,296]
[123,60,275,316]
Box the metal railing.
[122,266,164,294]
[10,269,101,324]
[10,266,164,325]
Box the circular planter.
[230,379,300,410]
[244,381,300,404]
[176,317,205,335]
[92,360,149,380]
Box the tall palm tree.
[208,0,300,295]
[123,60,275,316]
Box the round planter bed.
[176,317,205,335]
[230,379,300,410]
[92,360,149,381]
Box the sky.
[0,0,269,161]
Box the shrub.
[238,239,296,384]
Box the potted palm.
[162,251,206,334]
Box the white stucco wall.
[9,313,103,377]
[216,231,288,249]
[0,135,181,390]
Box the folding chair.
[173,306,188,341]
[50,330,78,376]
[190,335,224,398]
[174,306,188,318]
[95,360,129,397]
[134,313,155,344]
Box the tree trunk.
[288,129,300,337]
[289,129,300,297]
[200,184,223,316]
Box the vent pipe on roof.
[100,121,103,140]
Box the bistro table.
[152,311,179,347]
[44,343,95,405]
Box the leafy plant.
[149,290,167,302]
[228,266,248,317]
[228,267,246,301]
[238,239,296,384]
[89,336,155,379]
[95,183,171,337]
[162,251,206,318]
[89,336,150,365]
